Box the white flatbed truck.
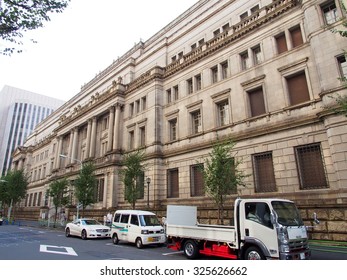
[166,198,313,260]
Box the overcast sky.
[0,0,198,101]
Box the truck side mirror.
[270,212,277,225]
[313,212,320,225]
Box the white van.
[111,209,166,248]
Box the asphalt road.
[0,224,346,260]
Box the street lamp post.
[146,177,151,208]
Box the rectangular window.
[169,118,177,141]
[129,131,134,150]
[129,103,134,117]
[190,164,204,197]
[251,5,260,14]
[191,43,197,50]
[253,152,277,193]
[191,110,202,134]
[240,11,248,20]
[187,78,193,94]
[221,61,228,79]
[211,66,218,83]
[337,55,347,79]
[295,143,328,189]
[139,126,146,147]
[141,97,147,110]
[322,1,338,25]
[167,168,179,198]
[136,100,140,113]
[213,29,220,37]
[195,74,202,91]
[286,71,310,105]
[136,172,144,199]
[276,33,288,54]
[198,39,205,46]
[248,87,266,117]
[290,25,303,48]
[252,45,262,65]
[167,89,172,104]
[217,100,230,126]
[240,51,249,70]
[173,85,179,100]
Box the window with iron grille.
[252,152,277,193]
[190,164,205,197]
[295,143,328,189]
[187,78,193,94]
[137,172,144,199]
[167,168,179,198]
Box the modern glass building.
[0,85,65,175]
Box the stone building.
[11,0,347,240]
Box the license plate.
[148,237,159,242]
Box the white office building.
[0,85,65,175]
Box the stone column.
[89,117,97,158]
[113,103,122,151]
[107,106,115,152]
[85,119,92,160]
[71,127,78,163]
[68,130,74,165]
[103,173,108,208]
[55,136,62,169]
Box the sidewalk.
[1,219,65,231]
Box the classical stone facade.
[11,0,347,240]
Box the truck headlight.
[280,244,290,253]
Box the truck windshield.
[271,201,304,226]
[139,215,161,226]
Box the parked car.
[65,218,111,240]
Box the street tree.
[0,0,70,55]
[73,162,97,217]
[199,139,248,224]
[47,177,69,225]
[120,150,146,209]
[0,169,28,220]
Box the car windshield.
[271,201,304,226]
[82,219,100,225]
[139,215,161,226]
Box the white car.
[65,218,111,240]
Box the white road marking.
[162,251,183,256]
[40,245,78,256]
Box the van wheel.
[136,237,143,249]
[184,240,199,259]
[244,246,265,260]
[112,233,119,245]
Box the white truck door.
[239,201,279,258]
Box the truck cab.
[237,198,310,260]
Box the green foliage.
[73,162,97,215]
[0,0,70,55]
[199,139,248,224]
[47,177,69,224]
[119,150,146,209]
[0,169,28,206]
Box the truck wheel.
[184,240,199,259]
[244,246,265,260]
[112,233,119,245]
